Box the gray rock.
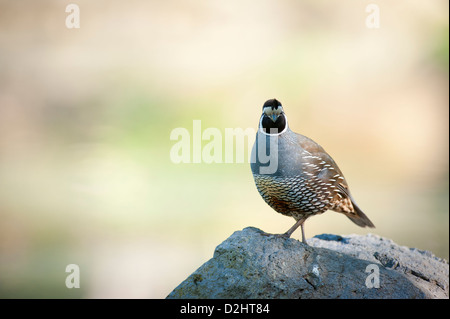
[167,227,449,299]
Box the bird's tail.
[346,200,375,228]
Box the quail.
[250,98,374,244]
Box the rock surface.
[167,227,449,299]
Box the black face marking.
[261,113,287,134]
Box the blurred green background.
[0,0,448,298]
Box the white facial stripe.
[259,114,289,136]
[263,106,283,117]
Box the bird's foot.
[261,231,308,245]
[261,231,290,238]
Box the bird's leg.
[285,218,306,242]
[300,223,307,244]
[261,218,307,244]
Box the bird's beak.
[263,106,283,122]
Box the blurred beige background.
[0,0,448,298]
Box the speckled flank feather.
[253,174,330,218]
